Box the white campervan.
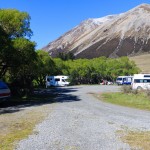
[131,74,150,90]
[46,75,70,87]
[116,76,133,85]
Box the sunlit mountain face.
[43,4,150,59]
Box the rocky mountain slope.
[43,4,150,59]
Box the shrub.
[145,89,150,98]
[131,89,138,95]
[121,85,144,95]
[121,85,132,94]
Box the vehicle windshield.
[116,78,122,81]
[0,81,8,89]
[62,79,66,82]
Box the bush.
[121,85,150,100]
[146,89,150,98]
[121,85,132,94]
[121,85,140,95]
[131,89,138,95]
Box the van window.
[127,78,132,82]
[117,78,122,81]
[134,79,150,83]
[143,79,150,83]
[55,78,60,81]
[62,79,66,82]
[144,75,150,77]
[134,79,143,83]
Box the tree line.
[53,56,140,85]
[0,9,140,97]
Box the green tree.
[0,9,32,39]
[35,50,56,87]
[0,26,12,77]
[57,52,75,61]
[53,58,68,75]
[54,56,140,85]
[0,9,33,78]
[9,38,37,96]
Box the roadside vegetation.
[101,86,150,111]
[99,86,150,149]
[55,56,139,85]
[117,129,150,150]
[0,104,55,150]
[0,92,56,150]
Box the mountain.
[42,15,117,56]
[43,4,150,59]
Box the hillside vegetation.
[129,53,150,73]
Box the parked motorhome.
[131,74,150,90]
[116,76,133,85]
[46,75,70,87]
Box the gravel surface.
[16,85,150,150]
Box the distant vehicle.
[100,80,107,85]
[0,81,11,101]
[46,75,70,87]
[107,81,113,85]
[131,74,150,90]
[116,76,133,85]
[100,80,113,85]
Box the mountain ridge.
[43,3,150,59]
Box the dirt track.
[10,85,150,150]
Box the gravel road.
[16,85,150,150]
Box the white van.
[131,74,150,90]
[46,75,70,87]
[116,76,133,85]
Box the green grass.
[0,92,57,150]
[101,92,150,111]
[0,106,54,150]
[97,91,150,149]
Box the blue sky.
[0,0,150,49]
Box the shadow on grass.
[0,86,81,114]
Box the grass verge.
[117,129,150,150]
[101,92,150,111]
[95,91,150,149]
[0,105,55,150]
[0,93,56,150]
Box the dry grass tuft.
[117,130,150,150]
[129,53,150,73]
[0,104,55,150]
